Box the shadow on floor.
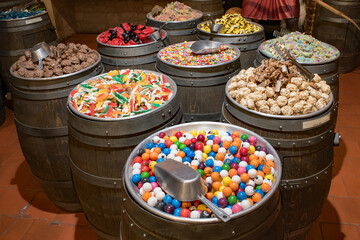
[332,137,346,179]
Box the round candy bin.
[10,44,103,212]
[122,122,283,240]
[221,59,339,240]
[67,69,182,239]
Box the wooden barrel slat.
[314,0,360,73]
[10,57,103,212]
[221,86,337,239]
[0,12,58,92]
[184,0,224,19]
[68,71,182,239]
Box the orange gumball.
[176,151,186,158]
[191,165,198,171]
[262,165,271,174]
[233,137,242,143]
[153,147,162,154]
[232,131,240,137]
[228,169,238,178]
[145,149,151,154]
[257,170,265,178]
[163,135,170,141]
[142,192,152,202]
[212,181,222,191]
[211,172,220,182]
[222,140,231,149]
[231,141,241,148]
[149,152,159,161]
[258,157,267,165]
[250,159,259,168]
[247,198,254,206]
[222,187,233,197]
[141,153,150,161]
[206,192,214,200]
[261,183,271,193]
[249,154,258,161]
[229,181,239,191]
[215,152,225,161]
[212,144,220,152]
[240,173,250,183]
[266,161,275,168]
[182,202,191,208]
[252,193,262,202]
[204,167,213,177]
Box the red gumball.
[175,131,182,139]
[195,142,204,151]
[240,147,248,156]
[137,182,142,189]
[165,140,173,148]
[141,165,150,173]
[234,152,241,158]
[197,134,205,142]
[134,156,142,163]
[191,138,198,144]
[180,209,191,218]
[184,139,191,146]
[149,171,155,177]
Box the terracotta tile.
[322,223,360,240]
[0,215,17,236]
[334,140,360,159]
[342,176,360,197]
[326,197,360,224]
[0,189,36,217]
[24,192,60,221]
[306,221,322,240]
[21,220,97,240]
[349,157,360,177]
[0,217,34,240]
[52,212,90,227]
[337,128,360,143]
[333,157,347,178]
[337,115,360,129]
[0,130,19,149]
[335,157,356,178]
[329,175,348,197]
[0,188,7,199]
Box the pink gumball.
[232,204,242,213]
[151,182,158,191]
[248,136,257,143]
[237,167,246,175]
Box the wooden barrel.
[314,0,360,73]
[97,29,170,72]
[121,122,283,240]
[10,55,103,212]
[197,21,265,69]
[221,83,338,240]
[255,45,340,105]
[146,11,203,45]
[67,70,182,240]
[156,42,241,122]
[0,78,5,126]
[0,11,58,92]
[184,0,224,20]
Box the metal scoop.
[190,40,221,55]
[207,14,223,33]
[145,22,167,42]
[154,159,231,222]
[31,41,50,70]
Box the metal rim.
[225,79,333,119]
[0,11,47,22]
[156,41,241,69]
[196,21,264,37]
[96,28,168,48]
[9,51,102,81]
[67,69,178,122]
[124,121,282,223]
[146,9,203,24]
[258,40,340,65]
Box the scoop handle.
[199,196,231,222]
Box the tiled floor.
[0,35,360,239]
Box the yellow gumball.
[265,174,273,181]
[214,191,219,197]
[249,145,256,154]
[222,176,232,186]
[219,186,225,192]
[197,204,207,211]
[190,130,197,137]
[211,129,218,135]
[199,130,206,136]
[169,136,178,143]
[203,145,212,154]
[202,153,208,160]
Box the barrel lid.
[10,51,102,82]
[225,80,334,120]
[258,40,340,65]
[124,121,282,223]
[146,9,203,30]
[67,69,178,122]
[197,21,264,37]
[156,41,241,69]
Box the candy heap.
[70,70,173,118]
[130,128,276,218]
[228,59,331,115]
[153,1,201,22]
[0,1,45,20]
[12,43,99,78]
[158,41,238,66]
[98,24,155,46]
[261,32,339,63]
[200,14,260,34]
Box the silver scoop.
[154,159,231,222]
[190,40,221,55]
[31,41,50,70]
[207,14,223,33]
[145,22,167,42]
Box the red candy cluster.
[98,23,155,46]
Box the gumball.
[217,192,224,200]
[180,209,191,218]
[141,172,150,179]
[164,204,175,214]
[142,182,152,192]
[205,158,214,167]
[147,197,158,207]
[163,195,173,205]
[265,174,273,181]
[224,207,233,215]
[212,144,220,153]
[132,168,141,176]
[183,139,191,146]
[174,131,182,139]
[191,160,200,167]
[261,183,271,193]
[198,162,206,170]
[154,201,166,211]
[142,192,152,202]
[210,129,218,135]
[262,165,271,174]
[158,132,166,138]
[197,134,205,142]
[213,136,221,144]
[138,182,143,190]
[141,153,150,161]
[248,168,257,178]
[252,193,262,202]
[254,175,264,185]
[203,145,212,154]
[220,170,229,178]
[246,165,255,172]
[249,145,256,154]
[240,156,249,163]
[151,182,158,191]
[174,208,181,216]
[232,204,242,213]
[254,189,264,198]
[245,186,254,196]
[229,181,239,191]
[200,210,211,218]
[218,197,228,208]
[141,177,150,185]
[222,187,232,197]
[240,173,250,183]
[246,179,255,187]
[266,154,275,161]
[212,196,219,206]
[222,176,232,186]
[190,210,200,219]
[204,167,213,177]
[165,140,173,148]
[232,175,241,183]
[227,195,237,205]
[258,151,266,158]
[212,181,221,191]
[237,167,247,175]
[241,199,251,210]
[132,174,141,184]
[214,160,223,167]
[229,145,238,155]
[197,169,204,177]
[171,199,181,208]
[195,142,204,151]
[230,163,239,170]
[239,147,248,156]
[213,166,222,173]
[228,169,238,178]
[237,191,247,201]
[240,134,248,140]
[207,183,212,192]
[221,163,230,171]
